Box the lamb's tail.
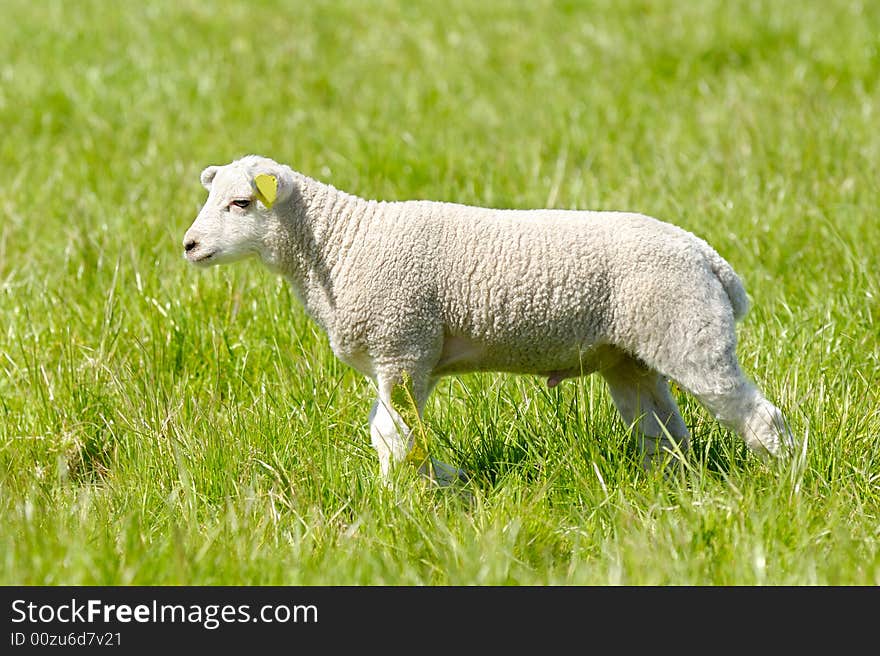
[703,244,750,321]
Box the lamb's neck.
[264,173,371,330]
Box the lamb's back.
[414,202,695,339]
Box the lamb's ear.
[253,174,278,209]
[252,165,294,209]
[200,165,220,190]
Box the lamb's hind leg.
[640,317,793,458]
[676,366,791,458]
[602,356,690,470]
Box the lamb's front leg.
[368,398,411,480]
[368,369,465,486]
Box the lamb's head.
[183,155,295,267]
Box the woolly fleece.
[183,155,792,478]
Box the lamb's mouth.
[187,249,218,264]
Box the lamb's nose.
[184,239,198,253]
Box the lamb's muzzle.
[181,232,215,265]
[183,154,795,484]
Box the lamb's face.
[183,163,271,267]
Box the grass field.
[1,0,878,585]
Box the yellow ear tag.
[253,174,278,209]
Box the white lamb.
[182,155,792,483]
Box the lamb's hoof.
[641,450,685,477]
[637,435,686,475]
[744,401,794,459]
[427,458,468,487]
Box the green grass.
[1,0,878,585]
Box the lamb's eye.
[231,199,251,209]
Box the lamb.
[182,154,793,483]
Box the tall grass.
[1,0,878,584]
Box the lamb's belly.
[432,333,612,378]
